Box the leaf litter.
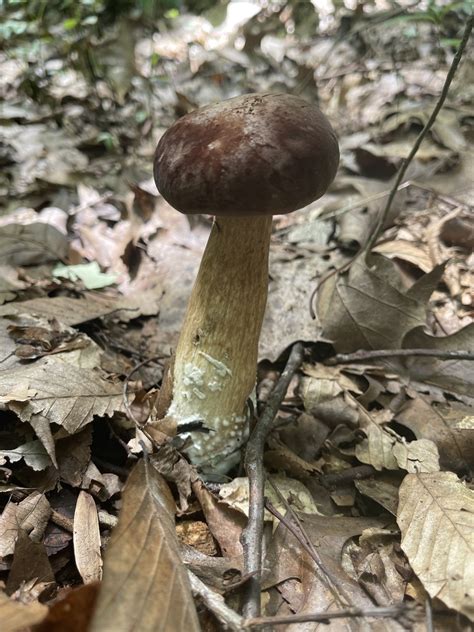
[0,2,473,631]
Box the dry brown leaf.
[1,357,125,434]
[396,397,474,475]
[373,240,433,273]
[192,479,245,559]
[6,530,54,595]
[317,254,444,353]
[89,460,200,632]
[0,211,68,266]
[401,323,474,400]
[355,477,400,515]
[73,492,102,584]
[32,582,100,632]
[0,440,51,472]
[0,590,47,632]
[392,438,440,473]
[264,513,393,631]
[0,492,51,558]
[0,288,162,326]
[398,472,474,621]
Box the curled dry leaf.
[89,460,200,632]
[73,492,102,584]
[397,472,474,621]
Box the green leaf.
[52,262,117,290]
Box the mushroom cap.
[154,92,339,216]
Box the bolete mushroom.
[154,92,339,473]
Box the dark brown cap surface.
[154,92,339,216]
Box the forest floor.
[0,2,473,630]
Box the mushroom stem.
[168,214,272,472]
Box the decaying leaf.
[73,492,103,584]
[89,461,200,632]
[397,472,474,621]
[0,440,51,472]
[401,323,474,400]
[32,582,100,632]
[396,397,474,475]
[6,530,54,595]
[0,288,163,326]
[0,492,51,558]
[0,210,68,266]
[317,254,444,353]
[0,357,125,434]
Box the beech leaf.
[397,472,474,621]
[89,461,200,632]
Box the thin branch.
[264,500,353,610]
[242,343,305,619]
[365,17,473,254]
[188,570,244,632]
[320,465,376,489]
[425,595,434,632]
[244,603,414,629]
[325,348,474,365]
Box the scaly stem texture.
[168,215,272,473]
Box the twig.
[425,595,434,632]
[264,499,353,610]
[188,570,244,632]
[365,16,473,254]
[242,343,305,619]
[325,348,474,365]
[51,509,74,533]
[320,465,376,488]
[244,603,412,628]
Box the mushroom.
[154,92,339,473]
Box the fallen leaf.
[89,460,200,632]
[73,492,102,584]
[6,530,54,595]
[396,397,474,475]
[0,209,68,266]
[32,583,100,632]
[1,357,125,434]
[317,254,444,353]
[397,472,474,621]
[401,323,474,400]
[0,440,51,472]
[0,590,47,632]
[0,492,51,558]
[392,438,440,473]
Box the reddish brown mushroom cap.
[154,92,339,216]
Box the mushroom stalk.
[168,215,272,472]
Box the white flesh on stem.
[167,214,272,473]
